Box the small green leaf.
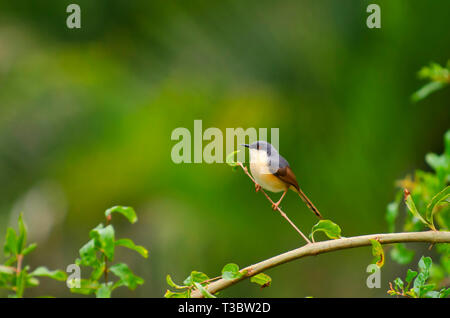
[418,256,432,276]
[164,289,190,298]
[412,81,446,102]
[0,265,15,275]
[426,186,449,225]
[70,279,99,295]
[4,228,18,257]
[194,282,216,298]
[96,282,113,298]
[394,277,404,291]
[79,239,98,266]
[30,267,67,281]
[404,189,430,227]
[17,213,27,254]
[26,276,39,287]
[405,269,418,286]
[310,220,342,241]
[105,206,137,224]
[439,288,450,298]
[166,274,187,289]
[390,243,415,265]
[413,272,427,290]
[250,273,272,288]
[15,270,27,298]
[115,239,148,258]
[369,239,384,268]
[222,263,244,280]
[21,243,37,256]
[226,150,241,167]
[183,271,209,286]
[90,263,105,281]
[90,224,115,261]
[109,263,144,290]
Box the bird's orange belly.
[250,162,287,193]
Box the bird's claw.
[255,184,261,192]
[272,203,279,210]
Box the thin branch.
[191,230,450,298]
[236,162,311,244]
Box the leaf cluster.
[1,214,66,297]
[70,206,148,298]
[388,256,449,298]
[165,263,271,298]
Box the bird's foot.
[255,184,261,192]
[272,202,280,210]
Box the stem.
[16,254,23,274]
[237,162,311,244]
[104,215,112,283]
[190,230,450,298]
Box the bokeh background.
[0,0,449,297]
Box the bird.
[241,141,323,219]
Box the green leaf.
[404,189,430,227]
[115,239,148,258]
[164,289,190,298]
[412,81,446,102]
[26,276,39,287]
[0,265,15,275]
[109,263,144,290]
[4,228,18,257]
[90,224,115,261]
[226,150,241,167]
[439,288,450,298]
[30,267,67,281]
[194,282,216,298]
[418,256,432,276]
[250,273,272,288]
[90,263,105,281]
[221,263,244,280]
[105,206,137,224]
[17,213,27,254]
[166,274,187,289]
[79,239,98,266]
[15,270,27,298]
[405,269,418,286]
[96,282,113,298]
[426,186,449,225]
[183,271,209,286]
[369,239,384,268]
[70,279,99,295]
[393,277,404,291]
[21,243,37,256]
[310,220,342,241]
[390,243,415,265]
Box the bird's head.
[241,141,277,162]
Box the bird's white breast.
[249,149,286,193]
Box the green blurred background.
[0,0,449,297]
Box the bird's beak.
[241,144,249,148]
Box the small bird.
[242,141,322,219]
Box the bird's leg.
[255,184,261,192]
[272,189,288,210]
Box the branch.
[236,162,311,244]
[191,230,450,298]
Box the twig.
[191,230,450,298]
[237,162,311,244]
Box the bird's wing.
[274,165,300,191]
[270,154,300,191]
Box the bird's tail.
[293,186,323,219]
